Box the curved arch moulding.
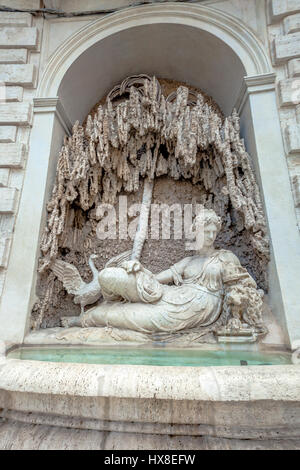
[37,3,272,105]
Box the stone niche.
[29,75,273,346]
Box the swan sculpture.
[51,254,101,314]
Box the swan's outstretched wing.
[105,250,132,268]
[51,260,85,294]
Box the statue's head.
[191,208,221,250]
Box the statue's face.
[203,223,218,248]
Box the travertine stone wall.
[269,0,300,227]
[0,11,40,296]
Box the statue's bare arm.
[138,265,173,283]
[124,257,191,284]
[155,257,191,284]
[155,269,174,284]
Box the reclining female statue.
[63,208,265,336]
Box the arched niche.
[38,3,271,121]
[1,3,299,350]
[58,23,245,121]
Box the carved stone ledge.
[0,12,32,28]
[273,32,300,64]
[283,12,300,34]
[33,97,72,135]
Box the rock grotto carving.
[32,75,270,342]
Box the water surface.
[8,346,292,367]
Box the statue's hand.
[120,260,142,274]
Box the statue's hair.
[192,208,222,232]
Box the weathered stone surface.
[0,188,18,213]
[0,64,36,87]
[279,78,300,106]
[0,86,23,103]
[0,271,4,297]
[274,33,300,63]
[270,0,300,22]
[0,13,32,27]
[285,122,300,154]
[284,13,300,33]
[0,420,299,450]
[0,237,10,268]
[0,49,27,65]
[292,175,300,206]
[0,127,17,143]
[0,27,38,49]
[288,58,300,76]
[0,169,9,187]
[8,0,40,8]
[0,103,32,126]
[0,144,26,168]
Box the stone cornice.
[245,72,277,89]
[33,97,72,134]
[1,356,299,402]
[235,73,277,114]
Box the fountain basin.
[0,349,299,449]
[7,345,292,367]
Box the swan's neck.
[89,258,98,278]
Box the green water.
[7,346,292,367]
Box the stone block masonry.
[0,236,10,268]
[269,0,300,222]
[0,27,38,49]
[1,86,23,102]
[0,13,32,28]
[285,123,300,154]
[0,64,36,87]
[292,174,300,206]
[288,58,300,76]
[8,1,41,8]
[274,32,300,63]
[283,13,300,33]
[0,169,9,187]
[278,78,300,106]
[270,0,300,22]
[0,103,32,126]
[0,144,26,168]
[0,11,41,297]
